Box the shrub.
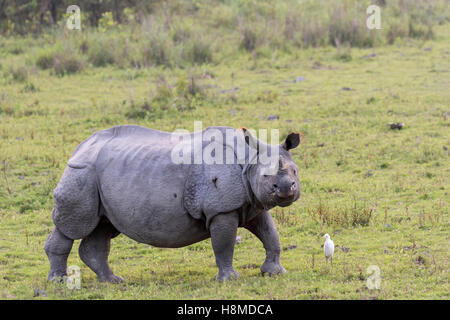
[151,76,174,110]
[308,198,375,227]
[240,27,258,51]
[9,43,23,55]
[171,23,192,44]
[174,75,207,111]
[126,73,211,119]
[284,11,328,48]
[36,47,84,76]
[125,100,157,120]
[21,82,39,93]
[387,21,408,44]
[53,54,85,76]
[334,42,352,62]
[408,21,434,40]
[88,40,116,67]
[98,12,116,33]
[328,4,375,48]
[36,50,55,69]
[140,28,173,68]
[14,0,450,73]
[184,36,213,65]
[9,65,29,82]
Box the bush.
[87,39,116,67]
[308,198,375,227]
[21,82,39,93]
[408,21,434,40]
[36,51,55,70]
[14,0,450,74]
[151,76,174,110]
[284,11,328,48]
[174,75,208,111]
[328,4,375,48]
[126,73,211,119]
[387,20,408,44]
[36,47,84,75]
[9,65,29,82]
[334,43,352,62]
[240,27,258,52]
[53,55,85,76]
[125,100,158,120]
[184,36,213,65]
[142,36,171,67]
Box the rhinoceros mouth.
[274,191,300,207]
[276,199,295,207]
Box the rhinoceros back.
[68,126,157,169]
[56,125,168,239]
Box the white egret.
[323,233,334,270]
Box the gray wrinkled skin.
[44,125,301,282]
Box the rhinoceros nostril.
[273,184,278,189]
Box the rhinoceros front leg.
[245,210,286,276]
[210,212,240,281]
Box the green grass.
[0,20,449,299]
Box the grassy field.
[0,1,449,300]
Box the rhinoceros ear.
[241,127,266,154]
[282,132,300,150]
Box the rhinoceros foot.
[98,274,125,284]
[216,268,240,282]
[261,261,286,276]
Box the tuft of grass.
[328,4,375,48]
[36,47,85,76]
[184,36,213,65]
[408,20,434,40]
[53,55,85,76]
[21,82,39,93]
[8,65,29,82]
[126,73,212,120]
[308,198,375,228]
[87,39,116,67]
[36,50,55,70]
[240,27,259,52]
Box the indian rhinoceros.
[44,125,300,282]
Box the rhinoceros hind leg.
[78,218,123,283]
[210,212,240,281]
[45,227,74,282]
[53,166,101,240]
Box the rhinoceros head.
[242,128,301,209]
